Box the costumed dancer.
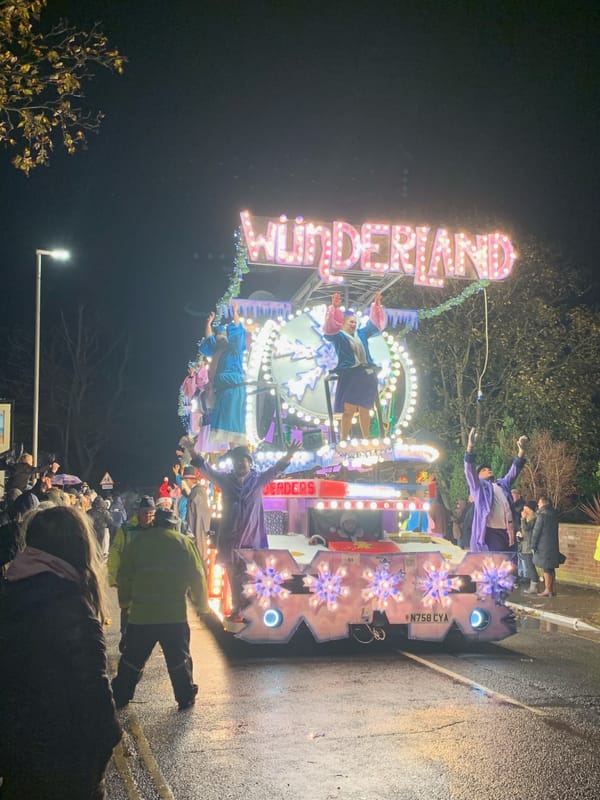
[199,302,247,451]
[464,428,528,553]
[190,441,302,620]
[323,292,386,439]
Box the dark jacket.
[519,514,537,555]
[460,502,475,549]
[88,507,114,547]
[531,504,561,570]
[6,462,35,494]
[0,572,121,799]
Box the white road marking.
[396,649,548,716]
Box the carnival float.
[179,210,518,645]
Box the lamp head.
[50,249,70,261]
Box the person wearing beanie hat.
[12,490,40,519]
[107,495,156,652]
[111,495,206,711]
[191,439,302,620]
[138,495,156,510]
[464,429,527,554]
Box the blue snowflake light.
[303,561,349,611]
[243,558,291,609]
[417,561,462,608]
[471,558,515,600]
[362,562,405,610]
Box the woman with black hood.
[0,504,121,799]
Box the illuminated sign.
[240,210,516,287]
[263,480,317,497]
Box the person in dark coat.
[518,501,540,594]
[0,504,121,799]
[4,453,35,504]
[531,495,562,596]
[88,496,113,558]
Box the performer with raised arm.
[464,428,528,553]
[190,441,302,620]
[199,302,247,450]
[322,291,387,439]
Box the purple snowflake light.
[471,558,515,600]
[303,561,349,611]
[243,558,291,609]
[417,561,462,608]
[362,563,404,610]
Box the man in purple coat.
[191,441,301,618]
[464,429,528,553]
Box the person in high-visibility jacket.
[110,507,207,711]
[107,495,155,651]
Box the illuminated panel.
[414,225,434,287]
[345,482,404,500]
[262,479,349,498]
[332,221,361,273]
[240,210,276,262]
[263,480,318,497]
[454,232,488,278]
[360,222,390,273]
[305,223,337,283]
[240,211,517,287]
[390,225,416,274]
[245,318,279,445]
[488,233,516,279]
[428,228,454,279]
[276,220,305,266]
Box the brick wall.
[558,524,600,588]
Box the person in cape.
[322,291,387,439]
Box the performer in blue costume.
[323,291,387,439]
[199,302,247,451]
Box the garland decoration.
[215,229,250,321]
[418,279,490,321]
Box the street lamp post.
[32,248,70,468]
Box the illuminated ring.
[263,608,284,628]
[470,608,491,631]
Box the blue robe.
[199,322,247,448]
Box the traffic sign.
[99,471,114,489]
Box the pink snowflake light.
[303,561,349,611]
[243,557,291,609]
[362,562,404,610]
[417,561,462,608]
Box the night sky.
[1,0,598,483]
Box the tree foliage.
[387,237,600,505]
[0,307,130,478]
[0,0,125,173]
